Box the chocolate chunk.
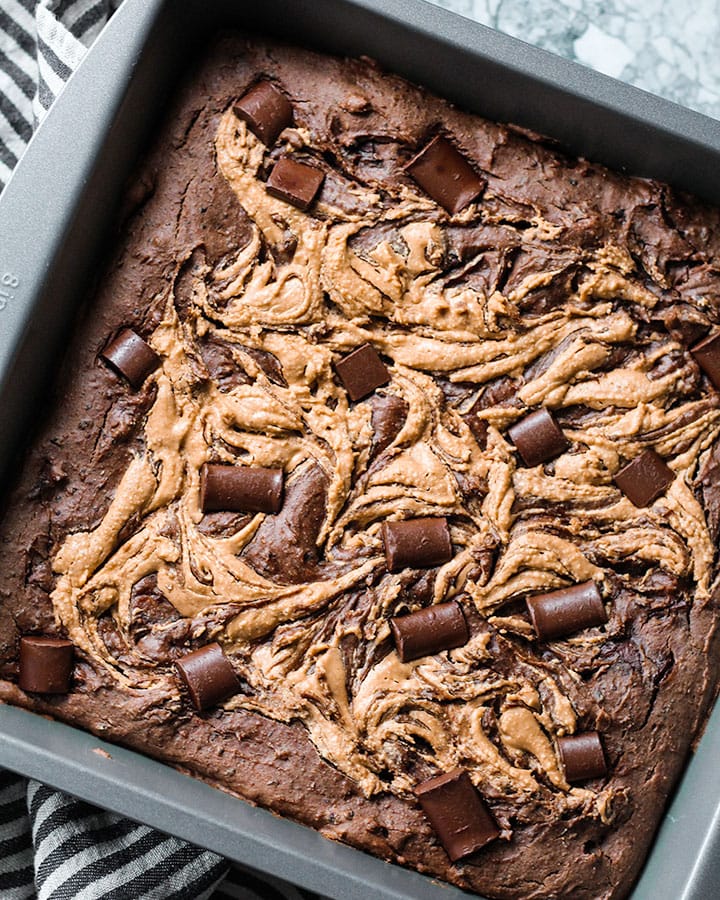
[266,157,324,211]
[100,328,160,389]
[334,344,390,402]
[405,135,485,215]
[614,449,674,507]
[508,408,568,467]
[201,464,283,514]
[527,581,607,641]
[370,393,408,458]
[558,732,607,782]
[383,517,453,572]
[175,642,240,711]
[233,80,293,146]
[414,768,499,861]
[391,601,469,662]
[19,636,74,694]
[691,331,720,389]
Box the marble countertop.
[428,0,720,120]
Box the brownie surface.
[2,35,720,900]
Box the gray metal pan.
[1,1,719,897]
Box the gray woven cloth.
[0,2,320,898]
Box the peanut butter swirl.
[50,107,720,823]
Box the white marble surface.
[428,0,720,120]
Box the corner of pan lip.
[2,1,720,900]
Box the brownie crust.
[2,35,720,900]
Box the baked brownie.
[2,34,720,900]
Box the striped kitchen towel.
[0,769,323,899]
[0,771,227,899]
[0,0,125,190]
[0,2,324,898]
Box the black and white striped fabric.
[0,2,324,898]
[0,768,322,899]
[0,771,228,899]
[0,0,125,190]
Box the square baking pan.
[1,1,720,898]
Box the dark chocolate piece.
[370,393,408,458]
[175,642,240,711]
[201,464,284,514]
[526,581,607,641]
[391,601,469,662]
[383,517,453,572]
[233,80,293,146]
[100,328,160,389]
[508,408,568,467]
[334,343,390,402]
[19,636,74,694]
[414,768,499,861]
[691,331,720,389]
[614,449,674,507]
[405,135,485,215]
[266,157,324,211]
[558,732,607,782]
